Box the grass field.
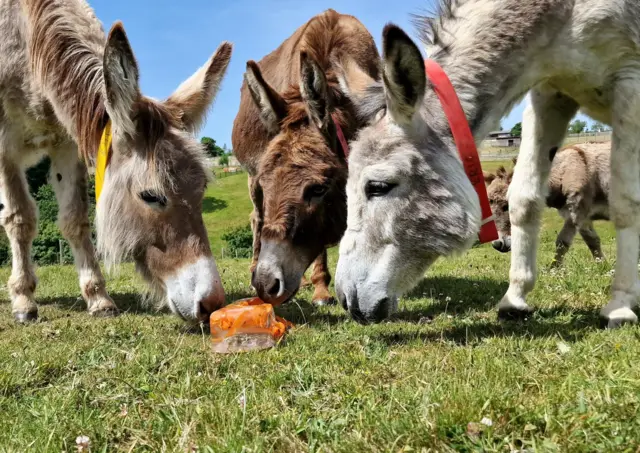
[2,163,640,452]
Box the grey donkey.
[333,0,640,328]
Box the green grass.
[203,172,253,255]
[1,162,640,452]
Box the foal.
[232,9,379,306]
[335,0,640,327]
[485,145,610,266]
[0,0,232,322]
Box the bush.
[221,224,253,259]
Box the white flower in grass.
[237,394,246,409]
[557,341,571,355]
[480,417,493,427]
[75,435,90,452]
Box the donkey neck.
[25,0,109,160]
[424,0,572,141]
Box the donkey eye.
[502,204,509,212]
[365,181,396,198]
[307,184,329,199]
[139,191,167,209]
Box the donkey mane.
[24,0,179,165]
[412,0,457,48]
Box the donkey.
[485,145,610,266]
[232,9,379,306]
[0,0,232,322]
[334,0,640,327]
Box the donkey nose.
[348,294,390,324]
[268,278,282,297]
[196,295,223,323]
[252,266,286,304]
[492,238,511,253]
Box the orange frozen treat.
[209,297,294,353]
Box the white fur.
[164,256,224,320]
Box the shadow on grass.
[202,196,228,213]
[376,308,601,347]
[397,275,509,321]
[38,292,164,316]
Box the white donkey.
[0,0,232,322]
[335,0,640,327]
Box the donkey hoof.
[14,311,38,323]
[497,306,534,321]
[313,297,336,307]
[89,306,120,318]
[599,309,637,330]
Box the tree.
[591,121,608,133]
[201,136,224,157]
[219,154,229,167]
[510,122,522,137]
[568,119,587,134]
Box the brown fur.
[232,9,380,305]
[485,145,611,264]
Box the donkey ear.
[334,57,383,124]
[103,22,140,135]
[165,42,233,133]
[300,52,330,131]
[244,61,287,135]
[381,24,426,125]
[483,171,496,185]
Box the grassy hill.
[204,172,253,255]
[0,160,638,451]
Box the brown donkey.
[485,145,611,266]
[232,9,379,306]
[0,0,232,322]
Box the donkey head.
[334,25,480,323]
[484,159,517,253]
[243,52,348,305]
[95,23,232,322]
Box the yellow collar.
[95,120,112,203]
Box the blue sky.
[91,0,590,148]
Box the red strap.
[425,59,498,244]
[332,113,350,160]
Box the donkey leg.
[497,87,579,320]
[49,150,118,317]
[600,82,640,328]
[553,195,591,267]
[552,218,577,268]
[311,249,335,306]
[248,175,262,275]
[0,157,38,322]
[578,222,604,261]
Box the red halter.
[425,59,499,244]
[331,113,350,160]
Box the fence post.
[59,239,64,265]
[221,247,224,259]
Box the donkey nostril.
[268,279,282,297]
[197,302,212,322]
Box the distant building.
[483,130,521,147]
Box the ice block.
[209,297,294,353]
